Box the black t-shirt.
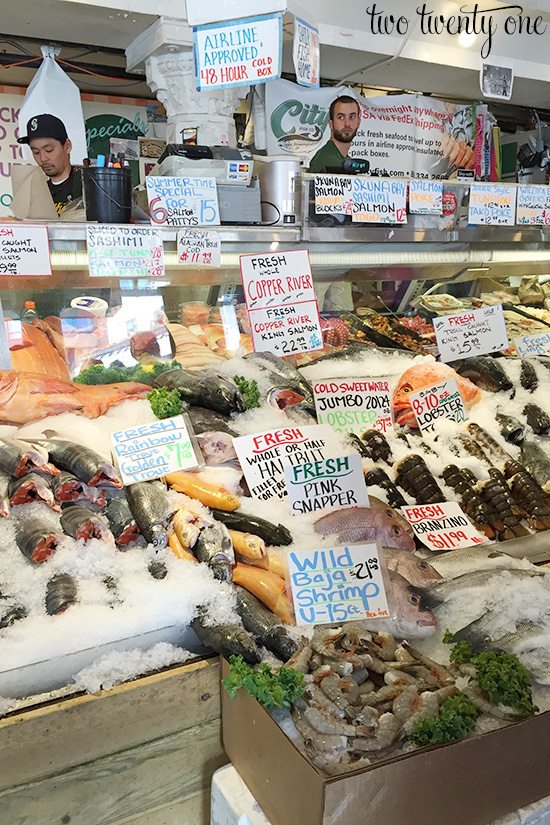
[48,166,82,214]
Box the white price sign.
[352,178,407,224]
[284,454,369,515]
[409,378,468,433]
[468,182,517,226]
[288,543,390,625]
[292,16,319,88]
[0,224,51,277]
[314,175,353,215]
[433,305,509,362]
[409,180,443,215]
[514,332,550,358]
[146,177,220,227]
[401,502,488,551]
[517,184,550,226]
[313,377,392,435]
[86,225,164,279]
[111,415,200,485]
[177,229,220,267]
[240,248,323,357]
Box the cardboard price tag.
[468,182,517,226]
[352,178,407,224]
[240,248,323,357]
[401,502,488,551]
[288,543,390,625]
[514,332,550,358]
[111,415,200,485]
[86,225,164,279]
[313,378,392,436]
[409,378,467,433]
[284,454,369,515]
[177,229,220,268]
[0,224,51,277]
[292,16,319,88]
[146,176,220,227]
[409,180,443,215]
[433,304,509,362]
[314,175,353,215]
[232,424,342,501]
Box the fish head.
[388,571,438,637]
[379,514,416,552]
[386,549,443,587]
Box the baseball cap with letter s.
[18,114,68,144]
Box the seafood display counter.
[3,222,550,823]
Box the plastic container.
[20,300,38,323]
[181,301,210,326]
[82,166,132,224]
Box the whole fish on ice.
[392,363,481,428]
[314,507,415,553]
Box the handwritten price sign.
[409,378,467,433]
[401,502,488,551]
[86,225,164,279]
[111,415,200,485]
[409,179,443,215]
[352,178,407,224]
[313,378,392,436]
[314,175,353,215]
[433,304,509,362]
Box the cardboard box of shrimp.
[221,655,550,825]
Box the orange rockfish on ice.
[0,371,150,425]
[392,362,481,428]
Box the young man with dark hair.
[308,95,361,173]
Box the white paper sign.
[513,333,550,358]
[287,543,390,625]
[352,177,407,224]
[193,13,282,90]
[293,17,319,88]
[284,454,369,516]
[146,176,220,227]
[232,424,342,500]
[177,229,221,268]
[240,248,323,357]
[409,378,468,433]
[0,224,51,277]
[433,305,509,361]
[401,502,488,551]
[111,415,200,485]
[86,225,164,279]
[468,182,517,226]
[516,185,550,226]
[314,174,353,215]
[313,377,392,435]
[409,180,443,215]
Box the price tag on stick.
[433,305,509,362]
[400,502,488,551]
[409,378,468,433]
[287,543,390,625]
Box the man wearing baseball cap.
[18,113,82,214]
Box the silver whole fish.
[194,521,235,581]
[314,507,415,553]
[125,481,175,547]
[191,609,260,664]
[416,568,544,610]
[520,441,550,491]
[244,351,314,403]
[364,570,438,639]
[381,548,442,588]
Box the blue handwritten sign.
[193,13,282,91]
[514,332,550,358]
[352,177,407,224]
[287,543,390,626]
[409,179,443,214]
[293,17,319,88]
[146,176,220,227]
[111,415,200,485]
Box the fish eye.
[418,562,428,570]
[409,593,421,605]
[401,386,411,393]
[392,525,401,535]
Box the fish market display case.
[4,220,550,824]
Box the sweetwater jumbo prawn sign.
[240,249,323,357]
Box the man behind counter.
[308,95,361,174]
[17,114,82,214]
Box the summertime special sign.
[313,378,392,435]
[240,249,323,357]
[111,415,200,485]
[0,224,51,277]
[193,13,282,90]
[434,304,509,361]
[86,226,164,279]
[284,454,369,515]
[287,543,390,625]
[232,424,342,500]
[146,177,220,227]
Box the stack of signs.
[287,543,390,625]
[352,178,407,224]
[232,424,342,500]
[284,454,369,515]
[0,224,51,277]
[401,502,488,551]
[433,305,509,362]
[146,177,220,227]
[111,416,200,485]
[312,378,392,435]
[86,226,164,279]
[409,378,467,433]
[240,249,323,357]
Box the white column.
[126,17,249,148]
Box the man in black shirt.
[18,114,82,214]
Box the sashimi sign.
[240,248,323,357]
[193,13,282,90]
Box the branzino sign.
[266,79,474,179]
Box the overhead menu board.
[0,224,51,277]
[86,225,164,279]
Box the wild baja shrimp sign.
[287,543,390,625]
[240,249,323,357]
[313,378,392,435]
[401,502,488,551]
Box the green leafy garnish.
[442,629,453,644]
[448,639,474,664]
[410,692,478,747]
[222,655,304,710]
[74,360,181,387]
[233,376,260,409]
[147,387,183,419]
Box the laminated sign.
[177,229,221,267]
[468,182,517,226]
[409,378,467,433]
[86,225,164,279]
[401,502,488,551]
[434,305,509,361]
[0,224,51,277]
[193,13,282,90]
[284,454,369,515]
[409,180,443,215]
[240,248,323,357]
[314,175,353,215]
[313,378,392,435]
[517,185,550,226]
[352,178,407,224]
[292,17,319,88]
[146,177,220,227]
